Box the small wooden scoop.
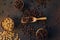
[21,17,47,23]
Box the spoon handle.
[36,17,47,21]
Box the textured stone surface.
[0,0,60,40]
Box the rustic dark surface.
[0,0,60,40]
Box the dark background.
[0,0,60,40]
